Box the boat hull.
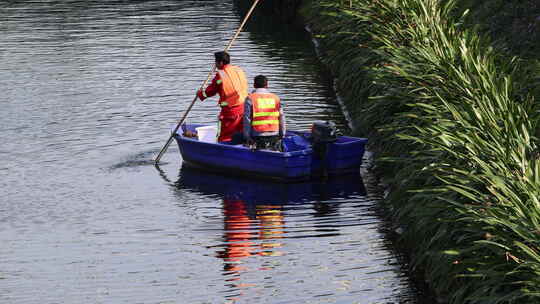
[174,124,367,182]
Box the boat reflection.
[174,167,366,301]
[175,167,366,205]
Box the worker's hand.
[196,89,205,101]
[245,137,255,149]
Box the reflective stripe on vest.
[217,65,248,108]
[253,111,279,117]
[252,119,279,126]
[249,92,280,132]
[254,98,276,109]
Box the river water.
[1,1,430,303]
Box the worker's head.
[214,51,230,68]
[254,75,268,88]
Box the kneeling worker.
[243,75,286,151]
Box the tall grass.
[302,0,540,302]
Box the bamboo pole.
[154,0,261,164]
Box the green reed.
[301,0,540,302]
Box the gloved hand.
[196,89,206,101]
[245,137,255,150]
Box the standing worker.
[197,51,248,143]
[243,75,286,151]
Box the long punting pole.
[154,0,261,164]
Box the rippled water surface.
[1,1,430,303]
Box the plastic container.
[196,125,217,143]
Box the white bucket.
[196,125,217,143]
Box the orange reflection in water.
[217,199,285,301]
[257,205,284,257]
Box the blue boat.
[173,123,367,182]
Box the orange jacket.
[249,92,281,133]
[198,64,248,115]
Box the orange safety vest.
[249,92,281,133]
[217,65,248,108]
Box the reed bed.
[301,0,540,302]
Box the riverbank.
[276,0,540,303]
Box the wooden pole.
[154,0,261,164]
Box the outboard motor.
[311,121,337,179]
[312,121,337,143]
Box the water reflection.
[175,167,366,204]
[175,167,368,301]
[218,199,285,302]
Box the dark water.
[1,1,429,303]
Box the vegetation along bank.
[258,0,540,303]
